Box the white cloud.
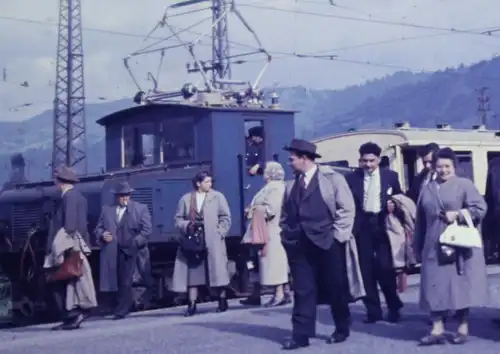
[1,0,500,121]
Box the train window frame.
[455,150,474,181]
[159,116,196,164]
[122,122,160,168]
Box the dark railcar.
[0,102,298,324]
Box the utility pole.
[212,0,231,88]
[477,86,491,127]
[52,0,87,175]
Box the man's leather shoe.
[326,330,349,344]
[112,314,126,320]
[281,337,309,350]
[51,322,67,331]
[363,315,382,324]
[61,314,85,330]
[387,310,401,323]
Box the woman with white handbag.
[413,147,488,346]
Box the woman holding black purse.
[413,148,488,346]
[172,171,232,317]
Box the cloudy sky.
[1,0,500,122]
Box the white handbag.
[439,209,483,249]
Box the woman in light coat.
[413,147,488,346]
[172,170,231,317]
[242,161,290,307]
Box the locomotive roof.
[96,103,295,127]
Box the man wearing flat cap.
[95,181,152,320]
[245,126,265,176]
[45,165,97,330]
[279,139,365,350]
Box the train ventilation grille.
[11,203,42,250]
[131,188,153,215]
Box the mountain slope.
[319,58,500,134]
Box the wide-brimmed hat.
[283,138,322,159]
[248,126,264,138]
[112,181,134,195]
[54,165,79,183]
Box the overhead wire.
[1,2,499,107]
[238,3,500,39]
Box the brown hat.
[283,138,321,159]
[54,165,79,183]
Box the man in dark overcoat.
[407,142,440,203]
[46,165,97,330]
[95,181,152,319]
[346,142,403,323]
[280,139,363,350]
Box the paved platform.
[1,271,500,354]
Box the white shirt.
[423,170,436,187]
[116,205,127,222]
[363,168,381,213]
[196,192,207,212]
[302,164,318,188]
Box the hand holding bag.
[46,250,83,282]
[439,209,483,249]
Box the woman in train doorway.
[172,170,232,317]
[242,161,291,307]
[413,147,488,346]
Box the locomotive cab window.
[244,120,265,176]
[123,122,158,168]
[160,117,195,163]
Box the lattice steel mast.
[212,0,231,88]
[52,0,87,174]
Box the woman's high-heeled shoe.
[450,332,468,345]
[418,334,446,346]
[216,298,228,313]
[184,302,197,317]
[264,296,287,307]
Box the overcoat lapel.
[352,169,364,205]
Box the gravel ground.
[1,270,500,354]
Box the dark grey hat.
[54,165,79,183]
[248,126,264,138]
[283,138,321,159]
[112,181,134,195]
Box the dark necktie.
[297,173,306,200]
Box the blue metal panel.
[263,112,295,179]
[211,111,245,237]
[195,115,213,161]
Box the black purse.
[179,222,206,254]
[178,192,207,264]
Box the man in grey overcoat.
[44,165,97,330]
[95,181,152,320]
[280,139,365,350]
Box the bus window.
[455,151,474,181]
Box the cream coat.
[242,180,289,286]
[171,190,231,292]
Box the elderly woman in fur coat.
[242,161,291,307]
